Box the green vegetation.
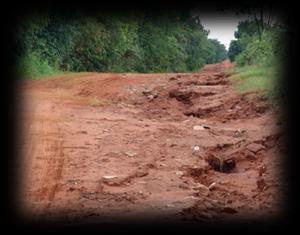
[228,65,274,93]
[16,53,64,79]
[227,9,286,105]
[227,64,284,107]
[15,11,228,79]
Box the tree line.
[15,10,227,78]
[227,7,285,67]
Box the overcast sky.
[191,10,247,50]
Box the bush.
[16,53,61,79]
[235,32,274,66]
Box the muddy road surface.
[18,62,286,225]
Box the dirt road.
[19,61,285,224]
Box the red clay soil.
[18,61,286,225]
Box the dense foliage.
[228,18,284,67]
[16,11,228,78]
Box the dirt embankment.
[19,61,286,224]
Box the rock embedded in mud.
[192,183,210,196]
[246,143,265,154]
[245,149,257,160]
[207,154,236,173]
[222,159,236,173]
[102,175,120,185]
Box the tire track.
[25,102,65,218]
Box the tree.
[228,40,242,62]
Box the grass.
[227,65,274,92]
[16,54,95,81]
[226,64,284,107]
[227,65,272,92]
